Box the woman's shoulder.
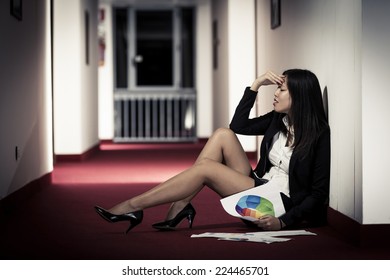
[314,124,331,149]
[319,123,331,137]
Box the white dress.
[261,117,293,197]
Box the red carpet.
[1,142,389,260]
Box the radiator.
[114,92,196,142]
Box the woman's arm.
[229,88,273,135]
[280,127,331,227]
[230,71,285,135]
[250,71,284,92]
[254,128,330,230]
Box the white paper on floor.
[190,230,316,244]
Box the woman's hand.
[250,70,285,92]
[252,215,285,231]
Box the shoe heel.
[187,213,195,229]
[152,203,196,231]
[125,223,136,234]
[125,210,143,234]
[95,206,143,234]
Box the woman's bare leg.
[165,127,253,219]
[107,128,254,216]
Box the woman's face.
[273,79,292,114]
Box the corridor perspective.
[1,0,390,278]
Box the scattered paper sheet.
[191,230,316,244]
[220,180,286,221]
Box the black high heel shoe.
[94,206,143,234]
[152,203,196,231]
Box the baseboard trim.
[327,207,390,248]
[101,138,256,159]
[55,143,100,162]
[0,172,52,219]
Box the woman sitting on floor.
[95,69,331,233]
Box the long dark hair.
[282,69,329,156]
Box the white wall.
[212,0,229,130]
[0,0,53,198]
[255,0,390,225]
[362,0,390,224]
[212,0,257,151]
[54,0,99,155]
[196,0,213,138]
[227,0,256,151]
[98,4,114,140]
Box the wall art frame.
[11,0,22,21]
[271,0,281,29]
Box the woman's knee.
[194,157,216,168]
[193,158,221,177]
[193,158,219,183]
[211,127,236,141]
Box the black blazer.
[230,87,331,227]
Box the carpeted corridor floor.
[1,142,389,260]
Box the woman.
[95,69,330,233]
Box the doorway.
[113,6,196,142]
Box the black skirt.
[250,170,268,187]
